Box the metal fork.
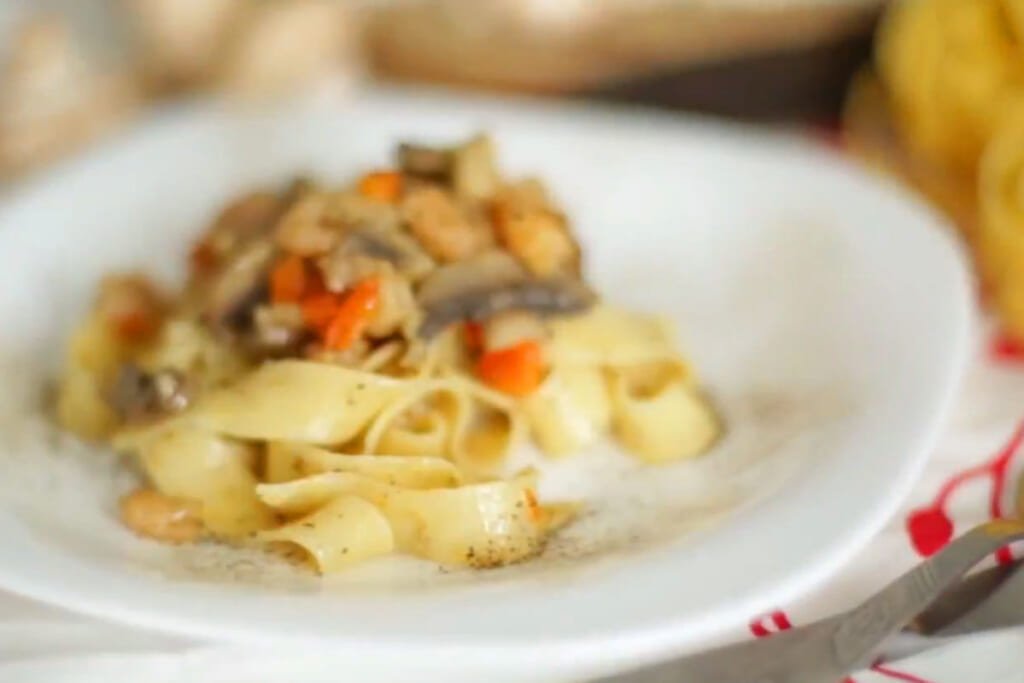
[593,519,1024,683]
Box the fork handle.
[832,520,1024,669]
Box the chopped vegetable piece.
[274,193,339,257]
[397,143,452,180]
[358,171,403,204]
[97,275,165,343]
[301,293,341,333]
[189,240,219,273]
[324,278,381,350]
[111,364,191,422]
[463,321,485,353]
[401,186,491,263]
[270,255,308,304]
[112,310,159,342]
[252,303,306,353]
[476,340,545,397]
[416,251,594,338]
[493,203,579,277]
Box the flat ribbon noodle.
[522,365,610,457]
[363,378,520,479]
[608,361,719,463]
[187,360,405,445]
[55,314,125,440]
[269,442,463,488]
[257,472,395,516]
[137,425,275,537]
[549,305,690,371]
[380,474,546,568]
[259,496,394,573]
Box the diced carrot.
[323,278,381,350]
[463,321,485,353]
[112,309,159,343]
[270,255,308,304]
[476,340,545,397]
[358,171,403,204]
[301,293,341,333]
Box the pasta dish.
[55,134,720,573]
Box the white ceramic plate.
[0,90,971,682]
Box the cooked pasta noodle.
[55,314,126,440]
[362,378,520,479]
[549,305,682,367]
[259,496,395,573]
[522,365,610,457]
[190,361,405,444]
[278,444,464,488]
[137,426,275,537]
[257,472,395,516]
[608,362,719,463]
[381,474,547,567]
[55,134,721,573]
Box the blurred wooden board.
[368,1,886,122]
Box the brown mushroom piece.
[416,251,594,338]
[202,238,274,332]
[397,142,453,181]
[110,364,191,423]
[198,191,284,263]
[250,302,307,355]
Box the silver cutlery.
[595,519,1024,682]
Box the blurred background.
[4,0,1024,342]
[0,0,886,178]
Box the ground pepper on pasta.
[55,134,720,573]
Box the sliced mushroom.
[397,142,453,180]
[110,364,191,422]
[203,238,274,331]
[417,251,594,338]
[201,191,284,259]
[250,302,308,355]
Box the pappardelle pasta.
[55,134,720,573]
